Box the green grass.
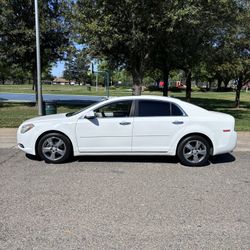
[0,84,249,130]
[0,103,82,128]
[0,84,133,96]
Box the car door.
[132,100,189,152]
[76,100,134,152]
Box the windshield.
[65,100,106,117]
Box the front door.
[76,100,133,152]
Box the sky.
[51,43,85,77]
[52,61,65,77]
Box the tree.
[75,0,175,95]
[234,0,250,107]
[63,47,91,85]
[0,0,71,93]
[168,0,240,101]
[199,0,249,106]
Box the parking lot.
[0,146,250,249]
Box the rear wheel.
[37,133,72,163]
[177,135,210,166]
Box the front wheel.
[177,135,210,166]
[37,133,72,163]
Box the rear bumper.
[213,131,237,155]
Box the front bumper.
[17,127,37,155]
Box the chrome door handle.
[119,122,131,125]
[172,121,184,125]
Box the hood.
[23,113,67,124]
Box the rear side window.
[172,103,184,116]
[138,100,171,116]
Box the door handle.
[172,121,184,125]
[119,122,131,125]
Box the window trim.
[134,99,187,117]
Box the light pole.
[34,0,43,115]
[91,63,110,97]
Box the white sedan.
[17,96,237,166]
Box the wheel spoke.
[50,151,56,160]
[56,148,66,156]
[198,149,207,156]
[193,154,199,163]
[184,151,193,159]
[47,137,54,146]
[185,143,194,151]
[42,147,51,153]
[55,139,64,147]
[195,141,201,149]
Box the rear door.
[132,100,188,152]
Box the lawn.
[0,84,132,96]
[0,84,249,130]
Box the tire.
[177,135,210,166]
[37,133,72,163]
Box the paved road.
[0,148,250,249]
[0,93,105,105]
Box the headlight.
[21,124,34,134]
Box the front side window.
[94,100,132,118]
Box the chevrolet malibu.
[17,96,237,166]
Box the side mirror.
[85,111,96,119]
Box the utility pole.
[34,0,43,115]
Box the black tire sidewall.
[37,133,72,163]
[177,135,210,166]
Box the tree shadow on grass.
[178,97,250,110]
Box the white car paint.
[17,95,237,162]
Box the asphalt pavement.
[0,148,250,249]
[0,128,249,249]
[0,93,105,105]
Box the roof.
[53,77,69,83]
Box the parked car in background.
[17,96,237,166]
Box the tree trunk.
[163,69,169,97]
[1,76,5,84]
[185,70,192,102]
[235,72,243,108]
[131,69,142,96]
[224,79,230,88]
[207,79,212,91]
[156,79,160,88]
[217,77,222,91]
